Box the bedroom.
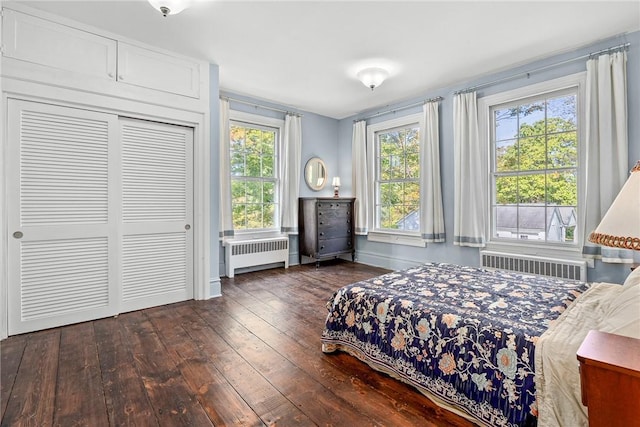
[1,0,640,426]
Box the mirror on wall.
[304,157,327,191]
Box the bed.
[321,262,640,427]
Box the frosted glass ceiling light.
[148,0,191,17]
[357,67,389,90]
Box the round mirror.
[304,157,327,191]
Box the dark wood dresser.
[298,197,355,266]
[576,330,640,427]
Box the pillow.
[600,283,640,339]
[623,266,640,289]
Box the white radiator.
[480,251,586,281]
[225,237,289,278]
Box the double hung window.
[229,113,282,233]
[483,74,585,249]
[367,113,423,242]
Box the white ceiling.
[14,0,640,119]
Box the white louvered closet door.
[119,118,193,312]
[7,100,119,335]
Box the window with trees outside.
[374,122,421,233]
[230,120,279,231]
[490,87,580,245]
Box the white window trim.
[366,112,425,246]
[478,72,587,259]
[228,110,284,237]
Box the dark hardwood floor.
[1,260,476,427]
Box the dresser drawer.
[317,237,353,256]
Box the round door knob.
[13,231,23,239]
[185,224,191,230]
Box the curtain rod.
[355,96,444,123]
[221,96,303,116]
[455,42,630,95]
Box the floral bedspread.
[321,262,589,427]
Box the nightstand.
[576,330,640,427]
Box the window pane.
[230,152,245,176]
[547,131,577,169]
[263,204,275,228]
[245,181,262,203]
[260,130,275,154]
[546,171,577,205]
[379,155,391,180]
[518,101,546,136]
[495,108,518,141]
[404,182,420,205]
[389,155,404,179]
[245,154,260,176]
[230,126,245,146]
[246,204,262,229]
[231,180,246,204]
[494,205,517,238]
[262,155,274,177]
[245,128,261,152]
[232,205,246,229]
[496,139,518,172]
[406,152,419,178]
[518,174,545,204]
[404,128,419,151]
[495,176,518,204]
[547,95,577,130]
[404,205,419,231]
[263,181,275,203]
[518,136,546,171]
[379,205,391,229]
[518,206,546,240]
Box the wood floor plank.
[53,322,109,427]
[145,304,267,426]
[174,303,316,426]
[93,317,159,427]
[0,334,27,420]
[119,311,214,426]
[192,298,387,426]
[2,329,60,427]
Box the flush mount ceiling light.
[148,0,191,17]
[356,67,390,90]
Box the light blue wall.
[336,32,640,284]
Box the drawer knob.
[319,221,324,225]
[320,246,325,250]
[320,232,324,236]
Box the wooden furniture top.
[577,330,640,378]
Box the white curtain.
[352,120,369,235]
[280,114,302,233]
[420,102,445,242]
[582,51,631,262]
[219,98,234,238]
[453,92,486,247]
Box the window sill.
[484,240,593,266]
[367,231,426,248]
[224,230,285,244]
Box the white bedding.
[536,268,640,426]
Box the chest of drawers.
[298,197,355,266]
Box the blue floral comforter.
[321,262,589,426]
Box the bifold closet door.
[7,100,119,335]
[119,118,193,312]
